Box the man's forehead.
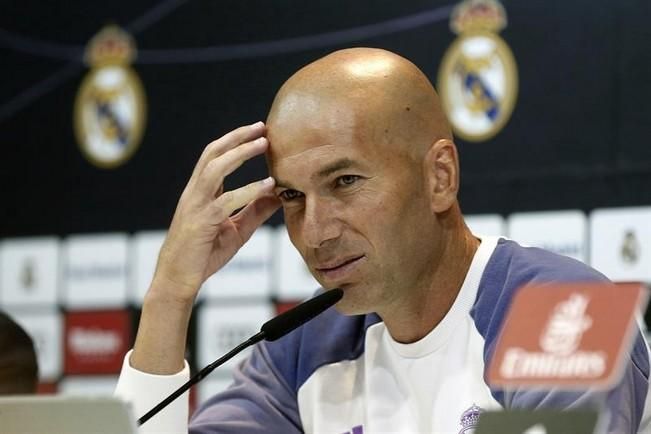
[266,101,360,158]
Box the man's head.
[266,48,464,315]
[0,312,38,395]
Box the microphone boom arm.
[137,331,265,426]
[136,288,342,426]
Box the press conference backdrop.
[1,0,650,408]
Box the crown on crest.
[460,404,483,429]
[85,25,136,66]
[450,0,507,34]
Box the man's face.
[267,101,438,315]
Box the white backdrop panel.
[507,210,588,263]
[0,237,59,307]
[273,226,320,301]
[590,207,651,282]
[63,233,129,309]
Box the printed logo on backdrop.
[216,325,258,351]
[20,258,36,291]
[74,25,146,169]
[459,404,483,433]
[64,310,131,375]
[437,0,518,142]
[620,229,640,265]
[66,263,125,280]
[487,283,647,389]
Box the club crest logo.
[20,258,36,291]
[74,25,146,169]
[459,403,483,433]
[620,229,640,265]
[437,0,518,142]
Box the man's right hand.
[130,122,280,374]
[153,121,280,303]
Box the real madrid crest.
[458,403,482,434]
[74,25,146,169]
[437,0,518,142]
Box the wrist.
[146,274,199,309]
[132,287,194,374]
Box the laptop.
[475,409,603,434]
[0,395,137,434]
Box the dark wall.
[2,0,650,238]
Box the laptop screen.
[0,395,137,434]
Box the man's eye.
[279,189,302,201]
[336,175,360,186]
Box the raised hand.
[131,122,280,374]
[153,121,280,302]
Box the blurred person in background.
[0,311,38,395]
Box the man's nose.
[302,196,342,248]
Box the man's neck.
[380,227,480,344]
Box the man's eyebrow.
[314,158,358,179]
[274,158,360,190]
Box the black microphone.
[137,288,343,426]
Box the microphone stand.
[136,288,343,427]
[137,331,265,426]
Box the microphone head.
[260,288,343,341]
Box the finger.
[209,177,276,223]
[193,122,266,178]
[231,194,282,243]
[196,136,268,196]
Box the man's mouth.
[315,255,365,281]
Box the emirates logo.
[539,293,592,356]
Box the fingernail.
[255,137,267,145]
[262,176,274,186]
[252,121,264,128]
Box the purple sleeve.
[188,303,373,433]
[189,342,302,434]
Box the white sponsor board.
[0,237,59,307]
[507,210,587,262]
[590,207,651,282]
[62,233,129,308]
[130,230,166,304]
[58,376,119,396]
[465,214,506,238]
[8,309,63,381]
[197,302,274,371]
[204,226,272,300]
[273,225,320,301]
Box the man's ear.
[423,139,459,214]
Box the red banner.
[64,310,131,375]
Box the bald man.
[116,48,650,433]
